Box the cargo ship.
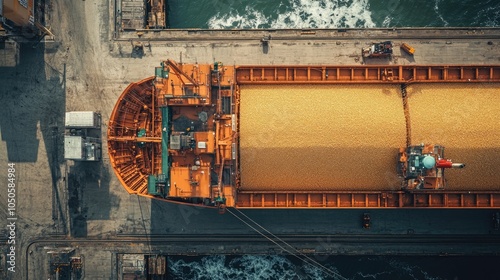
[108,60,500,209]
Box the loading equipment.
[398,144,465,190]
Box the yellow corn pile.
[408,83,500,190]
[239,84,406,191]
[239,83,500,191]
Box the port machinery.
[108,61,500,209]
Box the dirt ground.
[0,1,157,278]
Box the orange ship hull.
[108,62,500,209]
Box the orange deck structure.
[1,0,35,27]
[108,61,500,209]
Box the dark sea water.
[167,255,500,280]
[164,1,500,279]
[167,0,500,28]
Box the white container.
[64,135,101,161]
[65,111,101,128]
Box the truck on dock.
[362,41,393,58]
[64,111,102,161]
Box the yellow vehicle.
[401,43,415,55]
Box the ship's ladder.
[401,83,412,147]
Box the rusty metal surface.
[108,77,158,195]
[236,191,500,208]
[236,65,500,84]
[108,62,500,208]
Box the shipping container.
[65,111,101,129]
[64,135,101,161]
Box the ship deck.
[108,62,500,209]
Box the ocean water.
[167,255,500,280]
[167,0,500,29]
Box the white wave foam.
[388,258,444,280]
[357,271,391,279]
[474,5,500,27]
[433,0,449,26]
[382,15,392,27]
[168,255,333,279]
[207,0,375,29]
